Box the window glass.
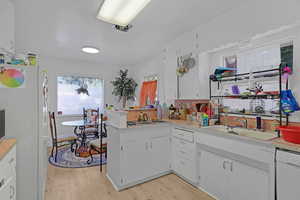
[57,76,104,115]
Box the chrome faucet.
[224,115,248,135]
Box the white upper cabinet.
[0,0,15,53]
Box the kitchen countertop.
[271,137,300,152]
[164,119,300,152]
[110,118,300,152]
[0,138,16,160]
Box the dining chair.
[87,114,107,172]
[82,108,100,139]
[48,112,77,162]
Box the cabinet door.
[149,136,171,175]
[277,161,300,200]
[199,150,229,200]
[0,177,16,200]
[120,139,150,185]
[230,161,269,200]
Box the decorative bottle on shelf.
[156,101,162,120]
[169,104,176,119]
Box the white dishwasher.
[277,149,300,200]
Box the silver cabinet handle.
[145,142,148,150]
[0,178,5,189]
[180,150,186,154]
[284,162,300,168]
[223,161,226,169]
[230,162,233,172]
[10,185,15,199]
[9,158,15,164]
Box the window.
[281,44,293,72]
[57,76,104,115]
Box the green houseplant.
[111,69,138,108]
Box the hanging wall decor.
[42,70,49,125]
[176,53,196,76]
[0,67,26,88]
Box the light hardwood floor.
[45,164,215,200]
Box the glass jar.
[28,53,37,66]
[0,54,4,65]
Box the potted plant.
[111,69,138,108]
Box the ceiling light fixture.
[81,46,99,54]
[97,0,151,26]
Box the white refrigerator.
[0,65,47,200]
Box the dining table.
[61,120,105,157]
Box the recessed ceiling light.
[97,0,151,26]
[81,46,99,54]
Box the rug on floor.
[49,146,106,168]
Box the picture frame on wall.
[223,55,237,75]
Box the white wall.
[133,0,300,120]
[0,0,15,53]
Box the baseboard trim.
[106,174,120,191]
[107,170,218,200]
[107,171,172,191]
[197,185,220,200]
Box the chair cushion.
[57,136,77,143]
[89,138,107,147]
[83,128,98,134]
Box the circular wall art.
[0,68,25,88]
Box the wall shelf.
[209,66,289,136]
[211,94,280,99]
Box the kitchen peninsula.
[106,110,284,200]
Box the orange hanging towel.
[140,80,157,107]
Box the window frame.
[56,74,105,117]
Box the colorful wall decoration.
[0,67,26,88]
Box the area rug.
[49,146,106,168]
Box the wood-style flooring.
[45,164,215,200]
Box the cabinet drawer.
[172,138,195,160]
[173,128,194,142]
[173,156,196,183]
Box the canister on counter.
[28,53,37,66]
[0,54,5,65]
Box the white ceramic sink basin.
[209,126,277,141]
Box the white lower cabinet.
[199,150,230,200]
[149,136,171,174]
[172,128,197,183]
[0,145,16,200]
[107,125,172,189]
[0,177,16,200]
[121,138,150,184]
[120,135,171,185]
[199,150,269,200]
[230,160,269,200]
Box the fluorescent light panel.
[97,0,151,26]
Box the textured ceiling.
[14,0,242,66]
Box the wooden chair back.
[49,112,58,144]
[83,108,99,126]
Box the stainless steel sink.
[209,125,277,141]
[127,120,167,126]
